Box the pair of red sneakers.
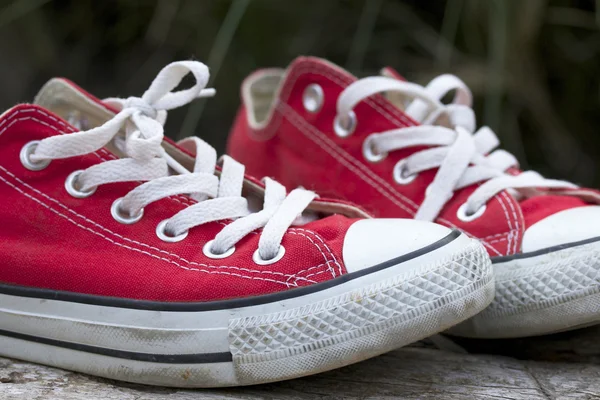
[0,58,596,388]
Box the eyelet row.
[299,96,490,222]
[21,141,288,263]
[203,241,285,265]
[300,86,416,186]
[202,240,285,264]
[61,168,288,260]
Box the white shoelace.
[336,74,577,222]
[29,61,316,260]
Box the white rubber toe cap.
[522,206,600,253]
[343,219,453,273]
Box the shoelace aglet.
[198,88,216,98]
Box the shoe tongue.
[380,67,459,129]
[379,66,414,113]
[34,78,117,130]
[380,66,407,81]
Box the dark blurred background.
[0,0,598,185]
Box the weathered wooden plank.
[455,325,600,363]
[2,344,600,400]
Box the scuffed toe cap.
[342,219,453,273]
[522,206,600,252]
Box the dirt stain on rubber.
[181,370,192,380]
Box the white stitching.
[258,65,420,211]
[288,231,336,278]
[500,191,522,254]
[0,171,317,287]
[288,262,335,280]
[0,109,110,164]
[496,193,521,255]
[496,194,513,254]
[264,64,416,138]
[279,102,419,212]
[279,104,417,217]
[302,268,334,280]
[290,227,343,276]
[286,261,336,285]
[434,217,503,256]
[480,232,511,240]
[0,166,331,285]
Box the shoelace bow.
[336,74,577,221]
[30,61,316,260]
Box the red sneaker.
[228,56,600,338]
[0,61,492,387]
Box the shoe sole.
[447,235,600,338]
[0,232,492,387]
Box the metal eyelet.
[111,198,144,224]
[333,111,357,138]
[20,141,50,171]
[202,240,235,259]
[65,170,97,198]
[302,84,324,113]
[393,160,417,185]
[253,246,286,265]
[457,202,487,222]
[362,134,387,163]
[156,220,188,242]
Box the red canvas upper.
[227,57,599,257]
[0,103,357,302]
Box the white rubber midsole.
[0,234,493,387]
[448,236,600,338]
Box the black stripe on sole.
[492,234,600,263]
[0,230,461,312]
[0,328,232,364]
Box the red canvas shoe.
[0,61,493,387]
[228,56,600,339]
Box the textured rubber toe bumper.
[0,231,493,387]
[228,235,493,385]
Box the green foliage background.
[0,0,598,185]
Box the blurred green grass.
[0,0,598,186]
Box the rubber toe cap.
[522,206,600,252]
[342,219,453,273]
